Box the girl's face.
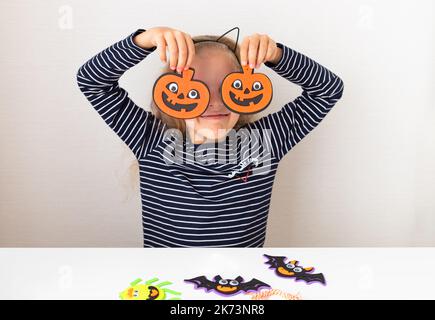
[184,48,240,144]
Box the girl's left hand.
[240,33,282,69]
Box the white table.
[0,248,434,299]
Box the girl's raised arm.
[248,42,345,162]
[76,29,164,159]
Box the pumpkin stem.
[243,64,254,75]
[182,68,195,80]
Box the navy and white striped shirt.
[76,29,344,247]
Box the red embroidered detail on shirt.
[240,167,253,182]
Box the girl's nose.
[208,101,225,109]
[208,95,224,108]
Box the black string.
[216,26,240,53]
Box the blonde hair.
[123,34,254,201]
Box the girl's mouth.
[200,113,230,119]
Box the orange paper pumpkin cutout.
[152,68,210,119]
[220,65,273,114]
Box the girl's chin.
[195,129,231,142]
[195,122,230,133]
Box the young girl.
[76,27,344,248]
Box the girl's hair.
[123,34,254,200]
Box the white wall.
[0,0,434,247]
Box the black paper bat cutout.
[184,275,271,296]
[264,254,326,285]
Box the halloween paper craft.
[246,288,302,300]
[152,65,273,119]
[264,254,326,285]
[152,26,273,119]
[220,64,273,114]
[119,277,182,300]
[184,275,270,296]
[152,68,210,119]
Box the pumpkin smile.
[229,91,263,107]
[162,91,198,112]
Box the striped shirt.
[76,29,344,247]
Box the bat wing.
[263,254,287,269]
[295,272,326,285]
[240,278,271,292]
[184,276,215,291]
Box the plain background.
[0,0,434,247]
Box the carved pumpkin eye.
[167,82,178,93]
[232,79,242,90]
[252,81,263,91]
[187,89,199,99]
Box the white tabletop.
[0,248,434,300]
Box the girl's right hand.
[133,26,195,73]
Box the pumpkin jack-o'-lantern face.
[153,65,273,119]
[153,68,210,119]
[220,64,273,114]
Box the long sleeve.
[247,42,345,162]
[76,29,165,159]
